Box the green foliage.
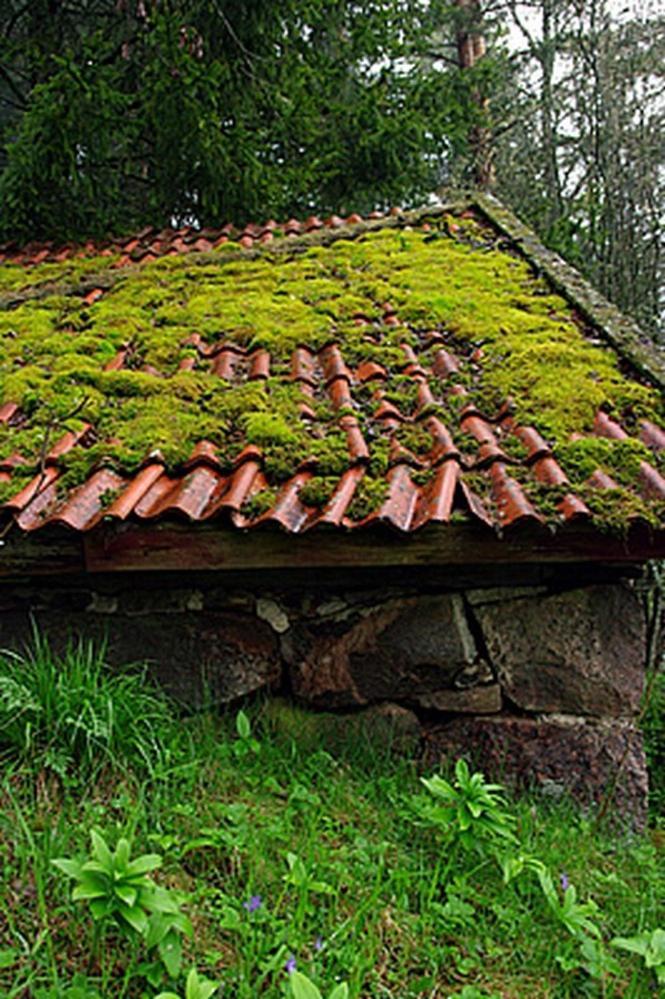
[288,970,349,999]
[0,690,663,997]
[155,966,219,999]
[0,1,477,241]
[418,758,518,855]
[611,929,665,986]
[0,630,172,778]
[53,830,192,979]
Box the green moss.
[556,437,654,487]
[346,476,390,521]
[299,476,339,508]
[0,217,663,533]
[0,473,32,503]
[309,432,351,477]
[580,486,664,534]
[244,412,299,447]
[242,487,278,519]
[395,424,432,455]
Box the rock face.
[289,594,495,709]
[0,574,652,825]
[472,585,645,716]
[0,608,282,705]
[423,715,649,831]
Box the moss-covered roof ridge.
[474,192,665,390]
[0,196,663,540]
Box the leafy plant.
[288,970,348,999]
[53,830,192,977]
[155,966,219,999]
[611,928,665,986]
[534,868,603,941]
[418,759,518,854]
[233,709,261,759]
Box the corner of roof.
[469,191,665,391]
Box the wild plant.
[155,966,219,999]
[611,928,665,987]
[233,709,261,759]
[33,975,103,998]
[501,847,620,982]
[53,830,192,987]
[418,759,518,857]
[287,969,348,999]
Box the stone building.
[0,194,663,824]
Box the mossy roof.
[0,195,664,551]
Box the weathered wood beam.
[77,522,665,573]
[0,520,660,579]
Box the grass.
[0,639,663,998]
[0,630,173,779]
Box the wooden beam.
[0,529,84,577]
[0,521,661,579]
[79,522,665,573]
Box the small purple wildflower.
[243,894,262,913]
[314,936,324,951]
[560,872,570,891]
[285,955,297,974]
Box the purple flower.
[285,955,297,974]
[314,936,324,951]
[243,894,262,913]
[560,872,570,891]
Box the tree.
[492,1,664,338]
[0,0,479,240]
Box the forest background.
[0,0,662,340]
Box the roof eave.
[1,519,663,579]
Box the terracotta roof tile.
[0,203,663,549]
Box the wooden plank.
[0,530,84,577]
[81,521,665,573]
[0,520,661,578]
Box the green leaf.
[0,949,19,970]
[235,710,251,740]
[90,897,113,920]
[118,902,149,935]
[72,879,107,901]
[143,885,180,914]
[115,883,138,907]
[114,838,132,869]
[81,860,112,879]
[90,830,113,870]
[146,912,169,949]
[328,984,349,999]
[185,967,218,999]
[127,853,163,876]
[289,971,323,999]
[158,929,183,978]
[52,858,83,879]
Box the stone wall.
[0,567,649,826]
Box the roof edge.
[471,192,665,390]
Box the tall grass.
[0,629,174,778]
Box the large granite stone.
[473,585,645,716]
[289,594,492,708]
[423,714,648,830]
[0,609,281,705]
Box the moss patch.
[0,215,663,532]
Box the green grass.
[0,641,663,998]
[0,630,173,779]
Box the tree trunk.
[454,0,494,190]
